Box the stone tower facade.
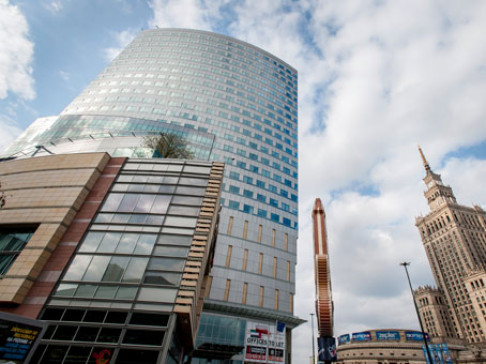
[415,147,486,345]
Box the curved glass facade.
[6,28,299,355]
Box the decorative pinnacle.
[418,145,431,172]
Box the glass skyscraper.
[4,29,301,362]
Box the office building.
[414,148,486,346]
[0,153,224,363]
[1,29,302,362]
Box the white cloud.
[43,0,63,14]
[0,0,35,100]
[0,114,23,152]
[103,29,139,62]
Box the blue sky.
[1,0,486,361]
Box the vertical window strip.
[286,261,290,281]
[273,257,277,278]
[242,282,248,304]
[225,245,233,268]
[224,279,231,301]
[205,275,213,298]
[243,220,248,240]
[258,225,262,243]
[258,253,263,274]
[271,229,276,247]
[227,216,234,235]
[274,289,279,310]
[243,249,248,271]
[284,233,288,251]
[289,292,294,313]
[259,286,264,307]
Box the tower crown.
[418,146,456,210]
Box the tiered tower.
[415,147,486,345]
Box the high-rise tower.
[415,147,486,345]
[2,29,302,361]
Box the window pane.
[157,235,192,246]
[83,256,110,281]
[94,286,117,299]
[55,284,77,297]
[138,287,177,303]
[153,246,188,257]
[97,232,121,253]
[179,177,208,186]
[122,258,148,283]
[118,194,139,212]
[168,206,200,216]
[129,313,169,326]
[115,287,138,300]
[134,234,157,254]
[116,349,159,364]
[115,233,137,254]
[144,272,181,286]
[74,327,99,342]
[134,194,156,213]
[64,255,92,281]
[79,232,104,252]
[102,257,130,282]
[97,328,121,343]
[148,258,185,272]
[101,194,124,211]
[171,196,202,206]
[75,284,97,298]
[176,186,206,196]
[151,195,171,214]
[164,216,197,228]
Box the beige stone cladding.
[0,153,110,304]
[174,161,224,350]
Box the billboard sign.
[406,331,429,341]
[338,334,350,345]
[0,312,46,364]
[317,336,337,362]
[352,331,371,341]
[376,331,400,341]
[244,321,285,363]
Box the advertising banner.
[440,343,453,364]
[376,331,400,341]
[317,336,337,362]
[0,312,46,364]
[338,334,350,345]
[244,321,285,363]
[434,344,444,364]
[405,331,429,341]
[351,331,371,341]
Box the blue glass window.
[229,185,240,194]
[256,180,265,188]
[291,194,298,202]
[250,165,258,173]
[268,184,277,193]
[257,194,266,203]
[280,189,288,198]
[249,153,258,161]
[281,202,290,211]
[283,218,291,227]
[243,205,254,214]
[271,213,279,223]
[229,172,240,180]
[243,176,253,184]
[243,190,253,198]
[269,198,278,207]
[257,209,267,218]
[228,200,240,210]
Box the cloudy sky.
[1,0,486,360]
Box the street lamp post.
[310,313,316,364]
[400,262,434,364]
